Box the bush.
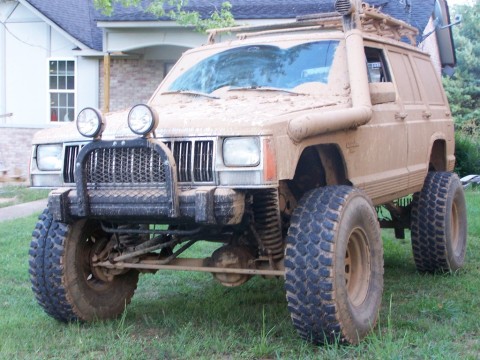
[454,132,480,177]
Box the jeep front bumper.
[47,138,245,225]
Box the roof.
[22,0,435,51]
[20,0,103,51]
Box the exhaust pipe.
[288,0,373,142]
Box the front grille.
[63,139,215,185]
[85,147,167,187]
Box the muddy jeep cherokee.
[29,0,467,345]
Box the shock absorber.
[252,189,284,261]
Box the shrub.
[454,132,480,177]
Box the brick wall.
[0,127,39,183]
[99,59,165,112]
[420,18,442,76]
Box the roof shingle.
[22,0,435,51]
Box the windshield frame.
[164,40,339,95]
[151,34,347,102]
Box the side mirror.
[369,82,396,105]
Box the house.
[0,0,456,181]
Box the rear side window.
[413,57,445,105]
[365,47,391,83]
[387,51,422,104]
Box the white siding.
[0,2,99,128]
[5,21,48,127]
[104,27,206,52]
[76,57,99,111]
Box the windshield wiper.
[161,90,219,99]
[228,86,302,95]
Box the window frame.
[47,58,77,124]
[364,46,392,83]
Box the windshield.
[167,40,339,94]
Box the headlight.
[128,104,158,136]
[76,107,105,138]
[36,144,63,171]
[223,137,261,167]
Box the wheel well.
[429,140,447,171]
[287,144,348,200]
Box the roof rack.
[206,12,343,44]
[207,2,419,46]
[360,4,419,45]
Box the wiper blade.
[161,90,219,99]
[228,86,302,95]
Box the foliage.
[444,2,480,133]
[93,0,235,32]
[442,2,480,176]
[454,133,480,176]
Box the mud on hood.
[32,92,346,144]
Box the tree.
[443,1,480,134]
[443,2,480,175]
[93,0,236,32]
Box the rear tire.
[29,208,139,322]
[411,172,467,273]
[285,186,383,345]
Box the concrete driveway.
[0,199,47,222]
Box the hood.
[32,91,347,144]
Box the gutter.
[288,0,372,142]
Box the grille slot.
[194,141,214,182]
[63,145,82,183]
[63,139,215,185]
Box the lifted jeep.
[29,0,467,345]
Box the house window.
[49,60,75,122]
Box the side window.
[413,56,445,105]
[364,47,391,83]
[49,59,75,122]
[387,51,422,104]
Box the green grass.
[1,191,480,359]
[0,185,50,208]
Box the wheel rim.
[83,234,113,290]
[345,228,371,307]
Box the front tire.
[285,186,384,345]
[29,208,139,322]
[411,172,467,273]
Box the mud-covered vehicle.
[29,0,467,345]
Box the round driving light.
[128,104,158,136]
[76,107,105,138]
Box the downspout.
[287,0,372,142]
[103,52,111,113]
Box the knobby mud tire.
[285,186,384,345]
[411,172,467,273]
[29,208,139,322]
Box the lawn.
[0,185,50,208]
[0,190,479,359]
